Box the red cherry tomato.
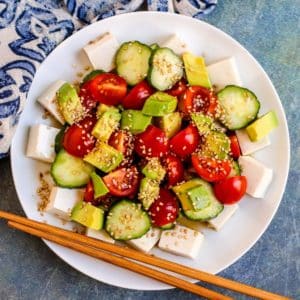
[169,125,200,158]
[179,86,218,116]
[229,134,241,159]
[84,180,95,203]
[134,125,169,158]
[163,154,184,188]
[79,81,97,111]
[148,189,179,227]
[122,80,154,110]
[63,116,97,157]
[213,176,247,204]
[88,73,127,106]
[166,79,187,98]
[191,155,232,182]
[108,130,134,166]
[103,166,139,197]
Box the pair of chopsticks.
[0,211,289,300]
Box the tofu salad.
[26,33,278,258]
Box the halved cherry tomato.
[229,134,241,160]
[84,180,95,203]
[213,176,247,204]
[148,189,179,227]
[179,86,218,116]
[103,166,139,197]
[108,130,134,166]
[163,154,184,188]
[122,80,154,110]
[191,155,232,182]
[88,73,127,106]
[79,81,97,111]
[169,125,200,158]
[63,116,97,157]
[166,79,187,98]
[134,125,169,158]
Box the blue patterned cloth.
[0,0,217,158]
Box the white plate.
[10,12,290,290]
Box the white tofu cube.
[83,32,119,72]
[158,225,204,259]
[238,156,273,198]
[207,57,242,91]
[208,204,238,231]
[160,35,189,56]
[126,227,161,253]
[45,187,84,220]
[236,129,270,155]
[37,80,66,124]
[26,124,59,163]
[86,228,115,244]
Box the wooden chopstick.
[0,211,289,300]
[7,220,229,300]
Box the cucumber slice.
[159,222,175,230]
[148,48,183,91]
[116,41,152,85]
[51,149,94,188]
[105,200,151,240]
[54,124,67,154]
[217,85,260,130]
[228,160,241,177]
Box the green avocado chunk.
[187,185,211,211]
[142,157,166,182]
[90,172,109,198]
[157,112,182,138]
[83,142,123,173]
[56,83,85,124]
[138,177,160,210]
[191,112,215,135]
[92,108,121,142]
[182,52,211,88]
[246,111,278,141]
[142,92,177,116]
[71,201,104,230]
[121,110,152,134]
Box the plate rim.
[10,11,290,291]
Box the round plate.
[10,12,290,290]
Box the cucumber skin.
[183,203,224,221]
[81,69,104,85]
[54,124,67,154]
[218,85,260,130]
[105,200,151,241]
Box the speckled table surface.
[0,1,299,299]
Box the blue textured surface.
[0,0,299,299]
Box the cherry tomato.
[134,125,169,158]
[169,125,200,158]
[122,80,154,110]
[163,154,184,188]
[229,134,241,160]
[79,81,97,111]
[84,180,95,203]
[103,166,139,197]
[63,116,97,157]
[148,189,179,227]
[191,155,232,182]
[213,176,247,204]
[179,86,218,116]
[89,73,127,106]
[166,79,187,98]
[108,130,134,166]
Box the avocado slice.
[142,157,166,182]
[56,83,85,124]
[92,108,121,142]
[90,172,109,198]
[96,103,113,118]
[71,201,104,230]
[246,111,278,142]
[121,110,152,134]
[157,112,182,138]
[83,142,123,173]
[138,177,160,210]
[142,92,177,116]
[182,53,211,88]
[187,185,211,211]
[191,112,215,135]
